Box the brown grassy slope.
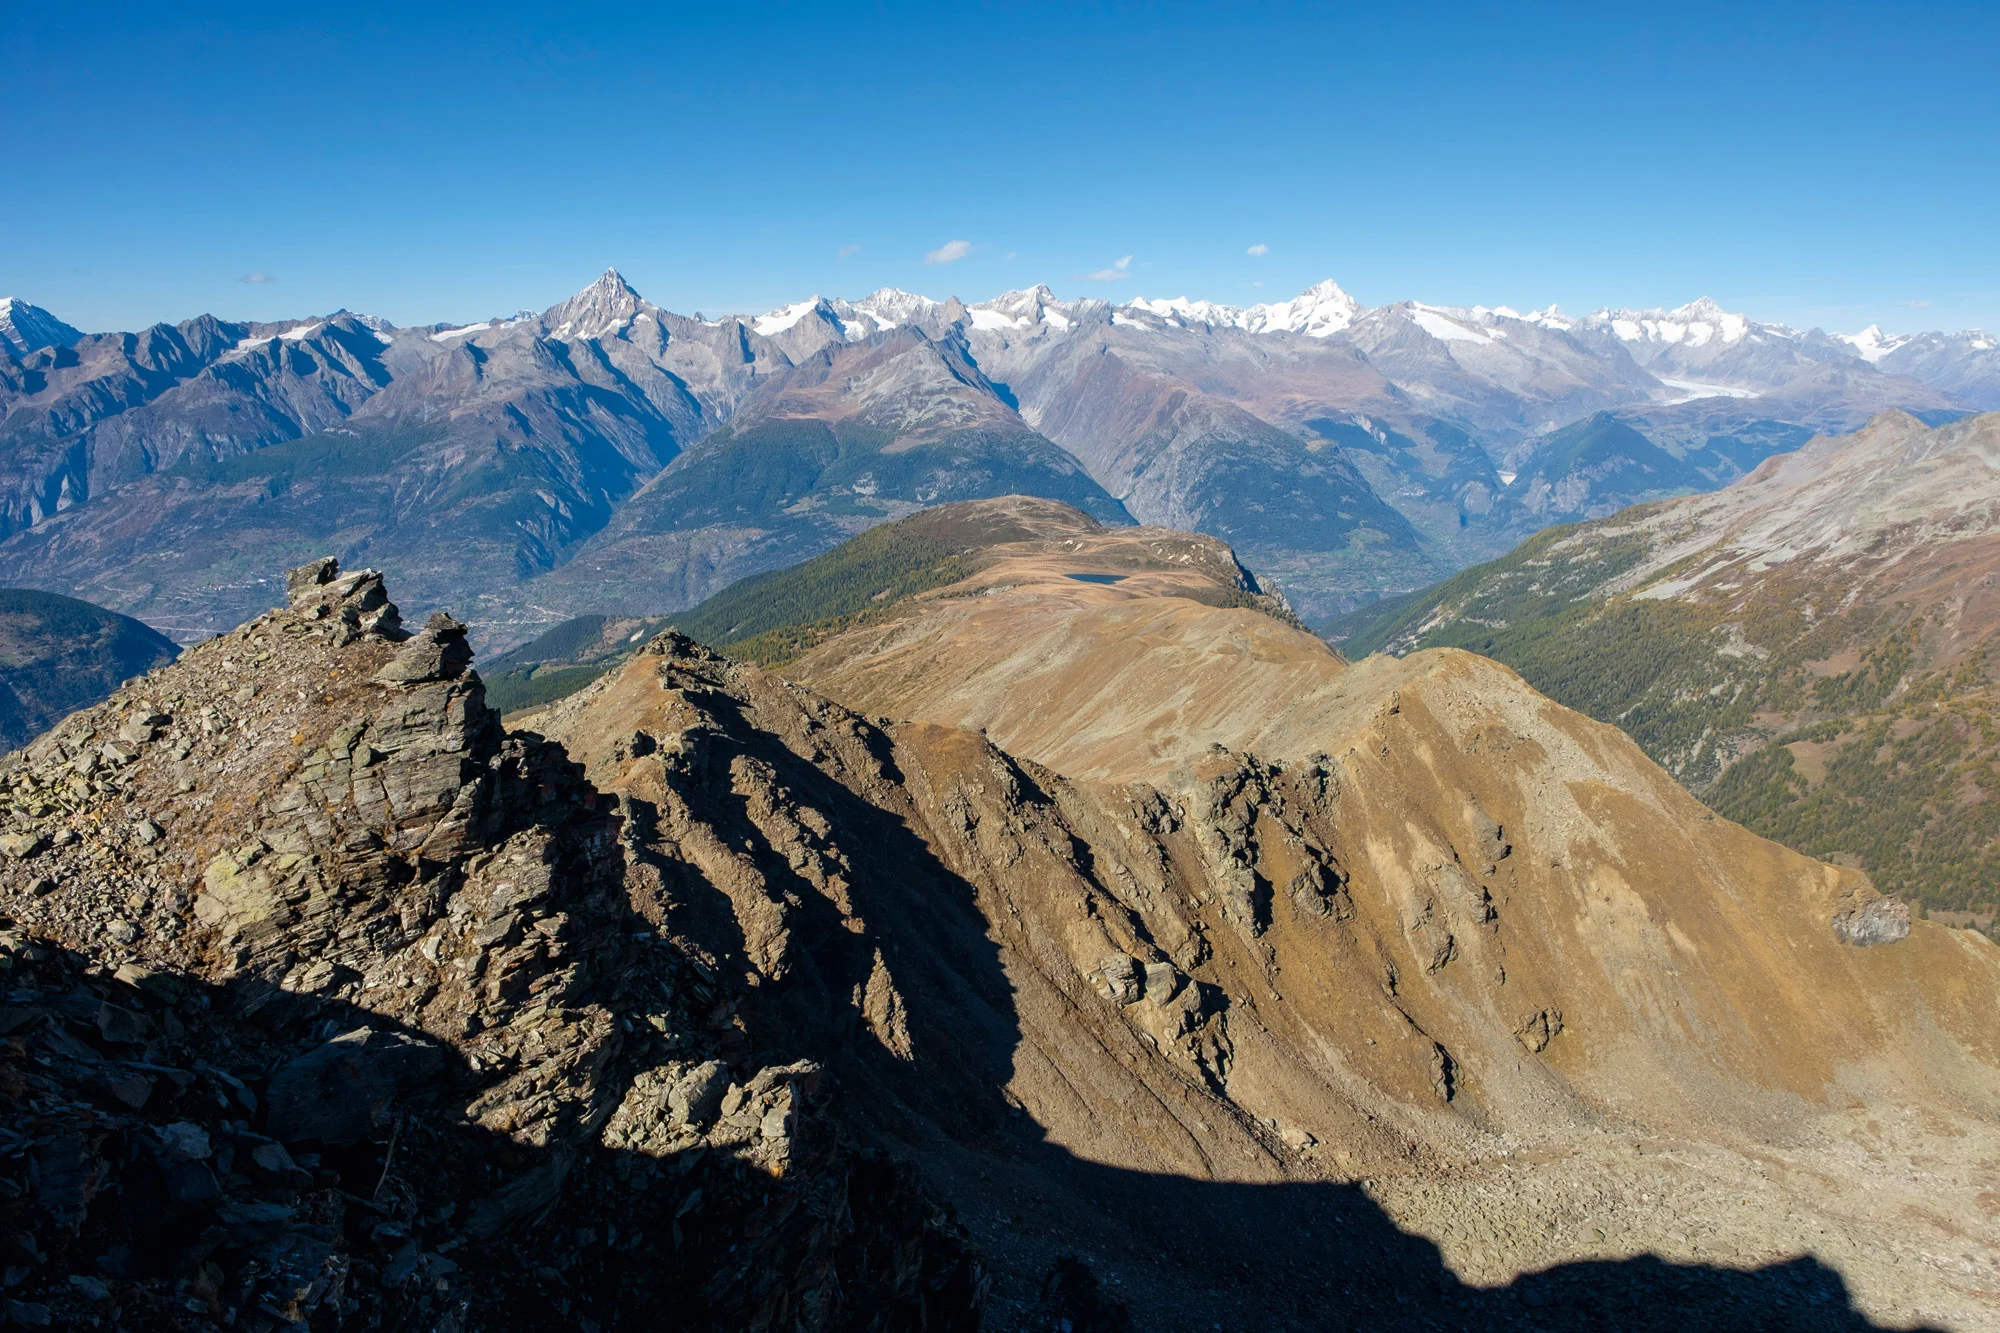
[782,536,2000,1132]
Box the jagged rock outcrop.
[0,559,982,1331]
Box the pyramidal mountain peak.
[540,267,649,340]
[0,295,85,356]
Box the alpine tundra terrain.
[6,502,1988,1328]
[0,274,1990,647]
[1331,409,2000,938]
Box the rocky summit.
[1,531,1998,1331]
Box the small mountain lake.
[1065,573,1126,584]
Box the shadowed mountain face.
[1,543,1996,1328]
[1495,411,1707,524]
[1329,409,2000,937]
[0,587,177,750]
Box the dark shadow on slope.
[0,676,1943,1333]
[591,669,1932,1332]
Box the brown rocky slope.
[0,532,1996,1329]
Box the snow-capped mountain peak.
[543,268,647,341]
[1245,278,1364,337]
[1125,295,1246,327]
[0,297,85,356]
[843,287,937,327]
[750,288,945,342]
[969,285,1081,332]
[1837,324,1912,364]
[1592,297,1759,347]
[1124,279,1365,338]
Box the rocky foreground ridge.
[0,561,981,1330]
[0,537,1997,1330]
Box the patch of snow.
[1497,470,1517,486]
[753,299,822,337]
[968,307,1022,331]
[279,322,323,342]
[1657,377,1761,401]
[431,322,492,342]
[1408,307,1491,344]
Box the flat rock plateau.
[1,504,1997,1331]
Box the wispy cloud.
[838,244,862,259]
[1080,255,1135,282]
[924,239,972,266]
[1246,243,1269,257]
[240,272,275,284]
[1901,298,1934,308]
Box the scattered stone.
[1834,895,1911,946]
[373,611,473,685]
[157,1121,212,1162]
[1516,1008,1564,1053]
[264,1027,446,1144]
[1091,953,1145,1005]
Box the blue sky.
[6,2,1997,335]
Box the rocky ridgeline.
[0,561,981,1332]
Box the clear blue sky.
[7,2,1997,335]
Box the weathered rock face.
[0,560,982,1331]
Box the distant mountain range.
[0,273,1990,644]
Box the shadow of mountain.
[575,660,1931,1332]
[0,663,1943,1332]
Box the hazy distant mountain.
[0,586,176,750]
[0,272,1988,646]
[1495,412,1705,524]
[529,324,1131,616]
[1846,326,2000,411]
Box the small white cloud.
[924,239,972,266]
[1114,254,1133,270]
[1005,250,1018,260]
[1252,281,1265,288]
[838,244,862,259]
[1246,244,1269,257]
[1079,256,1136,282]
[240,272,275,284]
[1901,298,1934,309]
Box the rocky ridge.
[0,559,980,1331]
